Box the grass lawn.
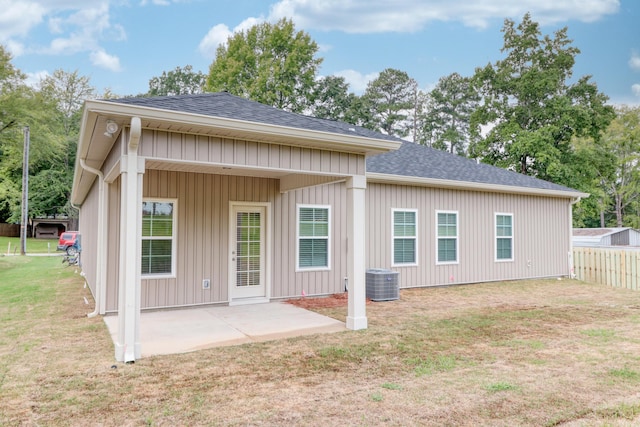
[0,236,60,255]
[2,256,640,426]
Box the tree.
[0,89,66,223]
[419,73,479,155]
[363,68,417,138]
[0,45,26,135]
[0,57,92,223]
[309,75,353,121]
[147,65,206,97]
[470,13,615,184]
[576,106,640,228]
[206,18,322,113]
[38,69,95,137]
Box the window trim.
[436,210,459,265]
[141,198,177,278]
[391,208,418,267]
[296,204,331,272]
[495,212,514,262]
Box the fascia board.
[366,172,590,199]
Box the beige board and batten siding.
[366,183,571,287]
[103,171,277,312]
[274,182,348,299]
[137,129,365,176]
[103,171,350,312]
[77,177,100,298]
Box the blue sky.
[1,0,638,105]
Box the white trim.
[495,212,514,262]
[436,210,459,265]
[346,176,367,330]
[228,201,272,304]
[391,208,418,267]
[296,204,332,272]
[140,198,178,279]
[367,172,590,199]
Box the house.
[71,92,587,362]
[573,227,640,247]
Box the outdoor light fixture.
[104,120,119,137]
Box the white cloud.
[90,49,122,72]
[632,84,640,97]
[25,70,50,88]
[0,0,46,43]
[5,40,25,57]
[198,24,232,59]
[630,51,640,72]
[1,1,125,70]
[198,17,263,59]
[333,69,379,94]
[268,0,620,32]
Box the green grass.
[581,328,616,342]
[608,367,640,382]
[0,236,60,255]
[407,354,458,376]
[381,382,403,390]
[370,392,383,402]
[485,381,519,393]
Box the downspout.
[79,158,106,318]
[568,196,582,279]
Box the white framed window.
[297,205,331,271]
[495,213,513,262]
[392,209,418,266]
[141,199,177,277]
[436,210,458,264]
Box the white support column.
[346,175,367,330]
[115,118,143,363]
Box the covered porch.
[73,95,401,363]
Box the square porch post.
[346,175,367,330]
[115,118,143,362]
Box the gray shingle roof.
[108,92,399,142]
[109,92,580,194]
[366,141,577,193]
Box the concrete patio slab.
[103,302,345,358]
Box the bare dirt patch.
[285,292,373,309]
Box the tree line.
[0,14,637,229]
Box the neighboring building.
[71,92,587,362]
[573,227,640,247]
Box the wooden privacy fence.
[573,246,640,290]
[0,223,19,237]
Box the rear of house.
[72,92,586,361]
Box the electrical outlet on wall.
[202,279,210,290]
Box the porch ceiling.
[145,159,291,179]
[145,159,346,192]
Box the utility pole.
[20,126,29,255]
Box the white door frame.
[228,201,271,305]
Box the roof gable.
[108,92,398,143]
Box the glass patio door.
[230,205,266,300]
